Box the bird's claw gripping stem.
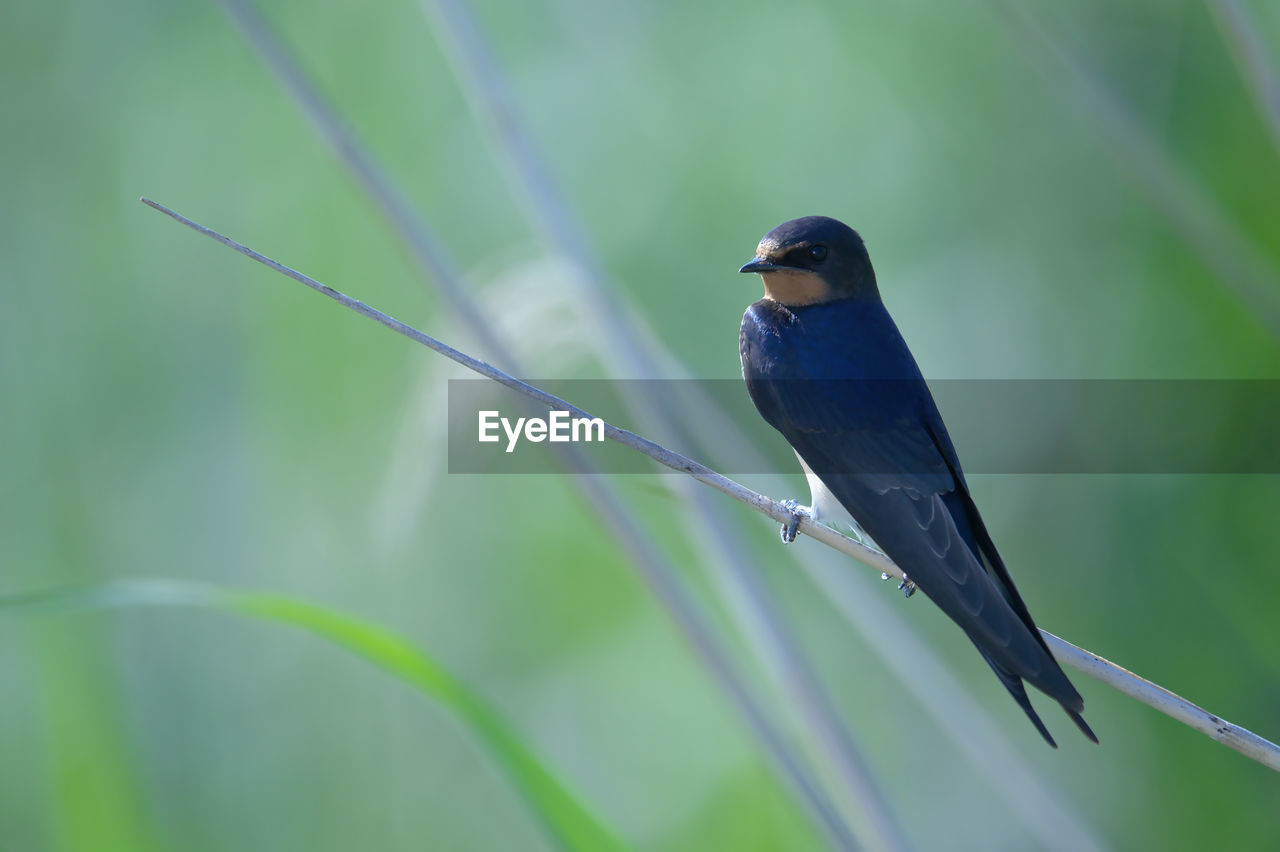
[882,571,917,598]
[780,499,811,544]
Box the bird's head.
[739,216,878,306]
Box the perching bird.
[738,216,1096,747]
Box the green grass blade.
[0,580,627,852]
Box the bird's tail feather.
[978,648,1058,748]
[977,646,1100,746]
[1066,707,1099,744]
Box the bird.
[738,215,1096,747]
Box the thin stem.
[140,196,860,851]
[209,4,901,844]
[214,4,901,847]
[806,559,1107,852]
[1208,0,1280,157]
[994,1,1280,341]
[217,0,518,369]
[410,8,908,844]
[1042,631,1280,769]
[142,196,1280,775]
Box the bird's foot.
[882,571,917,599]
[780,499,812,544]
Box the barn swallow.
[738,216,1096,747]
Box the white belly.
[796,451,880,550]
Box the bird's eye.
[808,245,828,262]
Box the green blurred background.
[4,0,1280,849]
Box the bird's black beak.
[739,257,782,274]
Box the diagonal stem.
[1208,0,1280,158]
[214,3,898,847]
[142,196,1280,776]
[142,195,861,851]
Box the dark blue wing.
[741,299,1094,744]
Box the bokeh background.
[4,0,1280,849]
